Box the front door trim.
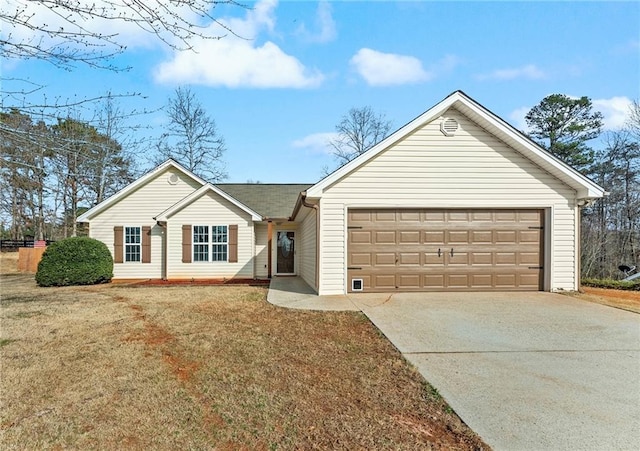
[275,230,296,275]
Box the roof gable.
[306,91,605,200]
[155,183,262,222]
[77,159,207,222]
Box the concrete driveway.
[353,292,640,451]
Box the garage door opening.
[347,209,545,292]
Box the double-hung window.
[211,226,228,261]
[193,226,209,262]
[193,225,228,262]
[125,226,141,262]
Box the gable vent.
[440,118,459,136]
[167,173,179,185]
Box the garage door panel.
[399,231,421,244]
[347,208,544,292]
[374,231,396,244]
[349,210,373,223]
[519,272,542,288]
[350,252,371,266]
[350,230,372,244]
[495,231,517,243]
[471,274,493,287]
[425,211,446,222]
[519,211,542,222]
[471,231,493,243]
[398,252,420,265]
[424,231,445,244]
[495,274,517,287]
[519,230,541,243]
[495,211,518,221]
[449,252,470,266]
[471,252,493,265]
[471,211,493,221]
[447,274,470,288]
[447,230,469,244]
[375,211,396,222]
[398,210,421,222]
[520,252,541,265]
[424,252,444,265]
[448,212,470,222]
[397,274,421,289]
[424,274,445,288]
[375,253,396,266]
[496,252,517,265]
[373,274,396,290]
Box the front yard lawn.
[0,272,486,450]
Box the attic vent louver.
[440,118,459,136]
[168,173,179,185]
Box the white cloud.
[350,48,432,86]
[292,132,338,154]
[508,106,532,132]
[154,0,324,88]
[296,1,337,43]
[478,64,547,81]
[593,96,633,130]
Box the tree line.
[0,88,226,240]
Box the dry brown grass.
[569,287,640,313]
[0,273,486,450]
[0,252,19,275]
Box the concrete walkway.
[266,276,360,311]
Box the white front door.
[276,231,295,274]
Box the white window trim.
[124,226,141,263]
[192,225,229,263]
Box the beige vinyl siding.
[167,191,255,279]
[89,168,202,279]
[318,107,578,294]
[254,223,268,278]
[297,206,317,291]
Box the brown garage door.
[347,209,544,292]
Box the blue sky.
[3,0,639,183]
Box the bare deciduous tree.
[156,87,227,182]
[327,106,392,172]
[1,0,243,70]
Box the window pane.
[212,225,227,243]
[125,244,140,262]
[212,244,227,262]
[194,244,209,262]
[193,226,209,243]
[125,227,140,244]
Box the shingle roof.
[215,184,312,219]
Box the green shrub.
[581,278,640,291]
[36,237,113,287]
